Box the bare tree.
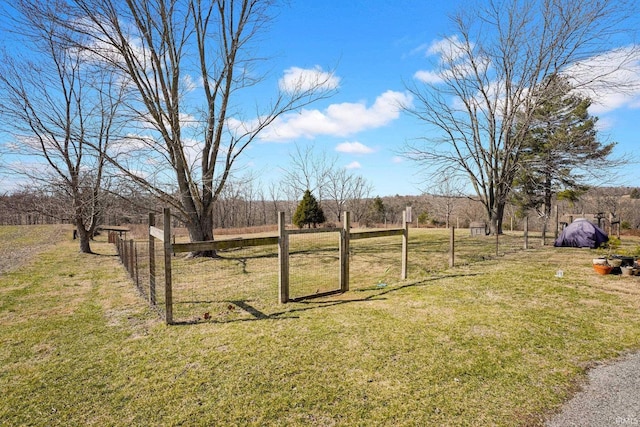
[57,0,336,255]
[426,172,465,229]
[591,187,623,224]
[257,186,271,226]
[346,179,373,224]
[0,1,124,253]
[325,168,372,223]
[619,195,640,230]
[281,144,373,223]
[405,0,639,234]
[282,144,336,203]
[212,170,261,228]
[267,180,284,219]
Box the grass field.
[1,225,640,426]
[164,227,535,323]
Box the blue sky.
[1,0,639,198]
[238,0,640,197]
[245,0,458,196]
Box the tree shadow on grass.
[171,272,480,326]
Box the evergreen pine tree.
[293,190,326,228]
[513,75,615,218]
[370,196,386,223]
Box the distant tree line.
[4,185,640,234]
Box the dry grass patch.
[0,224,70,274]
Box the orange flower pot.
[593,264,613,275]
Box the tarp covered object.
[554,218,609,248]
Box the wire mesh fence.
[169,244,279,323]
[288,230,341,300]
[113,233,166,320]
[111,222,547,324]
[349,235,404,291]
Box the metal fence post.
[163,208,173,324]
[148,213,156,306]
[401,210,408,280]
[278,211,289,303]
[340,211,350,292]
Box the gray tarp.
[554,218,609,249]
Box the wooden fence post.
[340,211,350,292]
[148,213,156,306]
[401,210,408,280]
[129,239,135,277]
[134,244,139,288]
[524,217,529,250]
[122,236,128,270]
[449,226,455,268]
[496,221,499,257]
[163,208,173,324]
[278,211,289,303]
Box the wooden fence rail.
[110,210,542,325]
[147,208,408,324]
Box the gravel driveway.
[546,351,640,426]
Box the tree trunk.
[540,173,553,245]
[72,182,94,253]
[185,208,217,258]
[75,220,93,254]
[488,202,506,235]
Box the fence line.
[112,225,166,321]
[114,232,146,300]
[140,209,407,323]
[111,209,540,325]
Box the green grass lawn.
[165,228,539,323]
[1,226,640,426]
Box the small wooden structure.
[469,221,486,236]
[99,225,130,242]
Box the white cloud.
[345,161,362,169]
[182,74,199,92]
[8,159,45,175]
[427,35,470,63]
[409,43,430,57]
[589,92,634,115]
[413,35,483,85]
[391,156,403,164]
[259,90,413,142]
[335,141,374,154]
[414,70,444,84]
[279,66,340,94]
[110,133,155,155]
[563,45,640,114]
[180,112,198,127]
[595,116,615,131]
[413,37,640,122]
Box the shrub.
[293,190,326,228]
